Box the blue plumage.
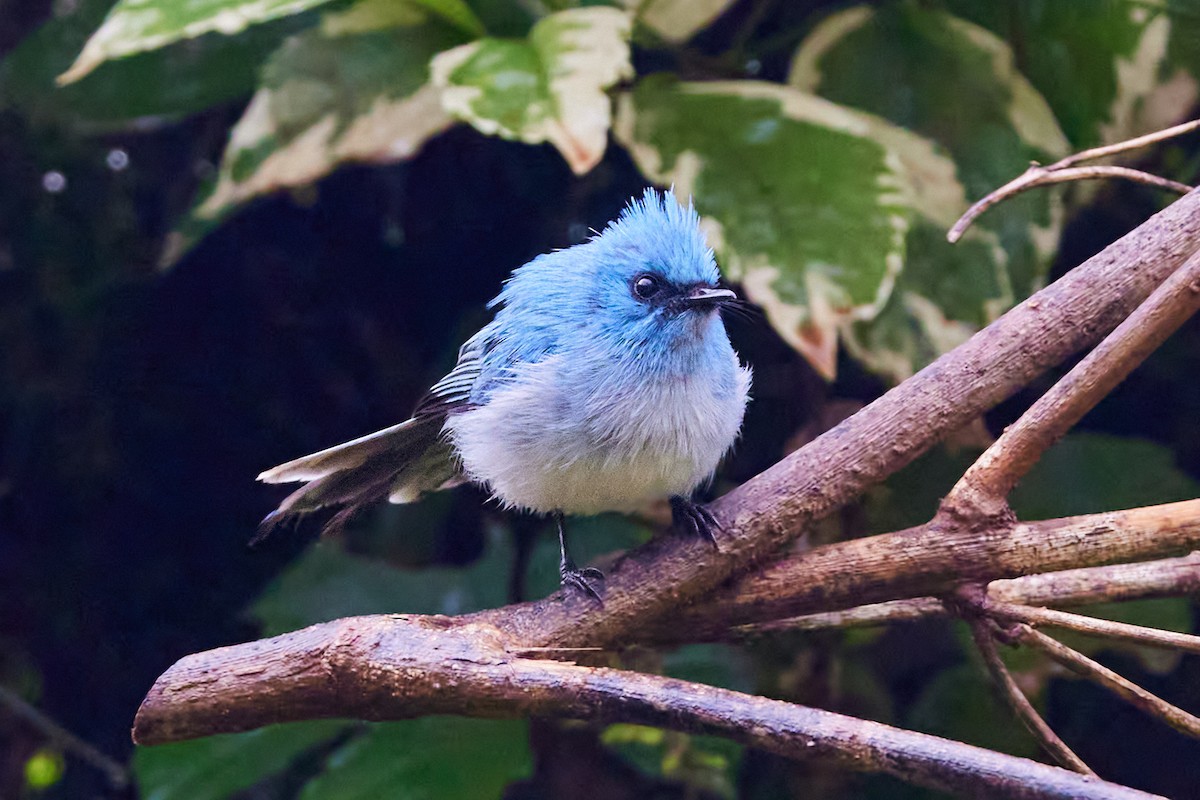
[259,188,751,597]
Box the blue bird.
[258,188,752,599]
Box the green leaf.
[431,6,633,174]
[134,721,349,800]
[251,531,511,636]
[601,724,742,800]
[59,0,343,84]
[0,0,304,126]
[180,14,465,260]
[299,718,531,800]
[1011,432,1200,520]
[614,75,964,378]
[943,1,1200,149]
[937,1,1146,149]
[791,5,1069,379]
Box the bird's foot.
[560,563,605,604]
[670,496,722,550]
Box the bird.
[257,188,752,600]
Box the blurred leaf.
[299,718,531,800]
[1011,432,1200,520]
[842,220,1010,381]
[791,4,1069,379]
[251,531,511,636]
[59,0,342,84]
[23,749,64,791]
[614,74,964,378]
[0,0,303,126]
[430,6,633,174]
[322,0,484,37]
[631,0,735,44]
[134,721,349,800]
[907,664,1041,759]
[601,724,742,800]
[180,13,465,260]
[938,0,1180,149]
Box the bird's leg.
[670,495,722,550]
[555,512,604,603]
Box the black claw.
[670,496,722,550]
[554,512,604,603]
[561,565,605,604]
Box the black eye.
[633,274,662,300]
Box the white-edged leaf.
[430,6,632,174]
[789,4,1070,379]
[59,0,341,84]
[614,76,963,378]
[173,15,465,262]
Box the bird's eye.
[632,274,662,300]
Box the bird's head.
[587,188,735,344]
[491,188,736,357]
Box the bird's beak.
[682,286,737,309]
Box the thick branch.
[746,552,1200,633]
[133,615,1160,800]
[481,190,1200,650]
[655,499,1200,642]
[945,247,1200,516]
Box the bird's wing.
[259,331,490,485]
[410,329,488,420]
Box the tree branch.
[965,614,1095,776]
[1011,624,1200,740]
[656,499,1200,642]
[743,552,1200,633]
[943,246,1200,518]
[948,119,1200,242]
[987,601,1200,656]
[132,615,1162,800]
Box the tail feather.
[254,416,461,544]
[257,417,440,484]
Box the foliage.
[10,0,1198,379]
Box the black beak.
[682,286,737,309]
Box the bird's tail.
[254,417,461,543]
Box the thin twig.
[1048,119,1200,170]
[987,601,1200,655]
[966,616,1096,775]
[741,552,1200,633]
[0,685,129,789]
[949,119,1200,241]
[1009,167,1187,195]
[1013,624,1200,740]
[942,245,1200,518]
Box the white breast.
[444,354,750,515]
